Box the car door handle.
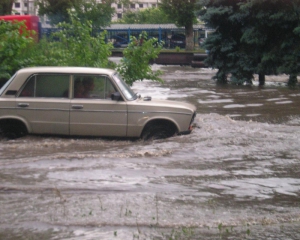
[72,105,83,109]
[18,103,29,108]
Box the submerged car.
[0,67,196,140]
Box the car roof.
[16,67,116,76]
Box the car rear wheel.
[141,121,177,141]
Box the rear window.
[19,74,70,98]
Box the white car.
[0,67,196,140]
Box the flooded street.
[1,65,300,239]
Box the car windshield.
[113,73,137,100]
[0,73,17,96]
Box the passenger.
[82,77,95,98]
[74,79,84,98]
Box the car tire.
[141,123,177,141]
[1,121,27,139]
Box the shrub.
[20,11,113,69]
[116,31,163,86]
[0,20,34,81]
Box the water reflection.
[152,66,300,124]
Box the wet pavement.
[0,65,300,239]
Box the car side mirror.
[111,92,122,101]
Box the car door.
[16,74,70,135]
[69,74,127,137]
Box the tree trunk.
[288,74,297,86]
[185,22,194,51]
[0,0,14,15]
[216,69,228,84]
[258,73,265,86]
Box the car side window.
[73,75,116,99]
[19,74,70,98]
[19,76,35,97]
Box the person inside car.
[82,77,95,98]
[74,79,84,98]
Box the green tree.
[236,0,300,86]
[1,9,162,87]
[160,0,201,51]
[0,20,34,85]
[36,0,114,28]
[36,0,132,27]
[21,11,113,68]
[36,0,78,25]
[53,12,113,67]
[0,0,14,15]
[201,0,300,85]
[201,0,249,84]
[117,7,172,24]
[74,0,115,29]
[116,32,163,86]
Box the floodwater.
[1,64,300,240]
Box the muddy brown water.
[1,64,300,239]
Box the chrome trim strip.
[0,107,69,112]
[128,110,192,116]
[1,107,192,115]
[0,106,127,113]
[70,110,127,113]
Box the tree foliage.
[116,32,163,86]
[0,12,162,87]
[74,0,115,29]
[36,0,78,25]
[160,0,201,51]
[0,0,14,15]
[52,12,113,67]
[117,7,172,24]
[201,0,300,85]
[22,11,113,68]
[36,0,115,28]
[0,20,34,83]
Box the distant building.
[12,0,36,15]
[12,0,160,21]
[111,0,160,21]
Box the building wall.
[12,0,36,15]
[12,0,160,21]
[111,0,160,21]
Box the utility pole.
[23,0,29,14]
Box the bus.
[0,15,40,41]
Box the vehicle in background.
[198,37,205,47]
[0,15,41,41]
[112,34,129,48]
[169,33,186,49]
[0,67,196,140]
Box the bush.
[50,12,113,68]
[116,31,163,86]
[1,14,163,88]
[0,20,34,81]
[20,11,113,69]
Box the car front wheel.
[141,122,177,141]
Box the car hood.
[129,97,197,113]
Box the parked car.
[0,67,196,140]
[198,37,205,47]
[112,34,129,48]
[170,34,186,49]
